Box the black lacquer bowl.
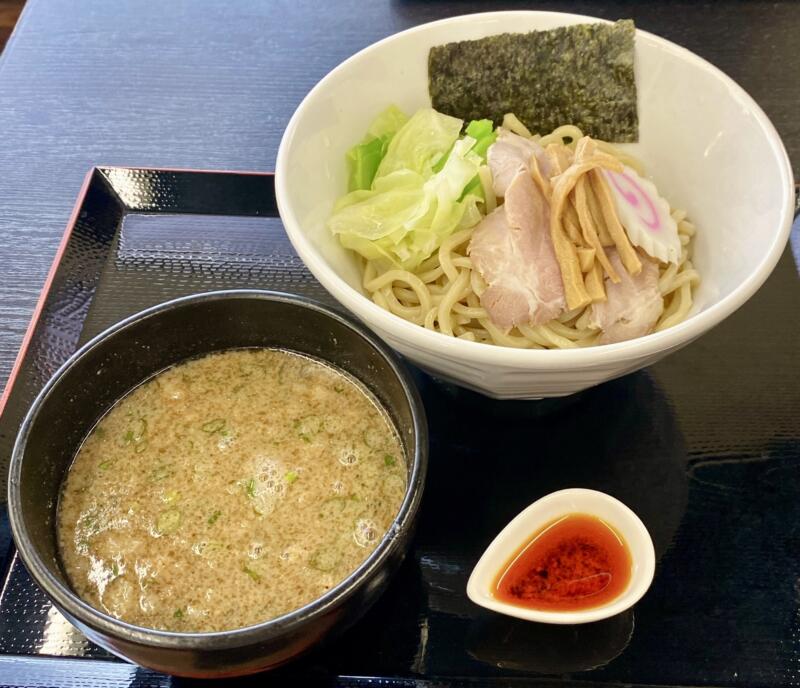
[7,290,428,677]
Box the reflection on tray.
[467,610,634,673]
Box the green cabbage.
[346,105,409,191]
[376,108,463,178]
[366,104,408,139]
[330,108,489,270]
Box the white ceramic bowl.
[466,489,656,624]
[276,11,794,399]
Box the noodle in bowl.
[276,11,794,398]
[361,124,701,350]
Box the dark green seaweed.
[428,20,638,142]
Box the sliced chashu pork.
[590,250,663,344]
[469,170,566,329]
[486,128,552,197]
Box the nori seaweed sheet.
[428,20,638,142]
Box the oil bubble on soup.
[57,348,407,632]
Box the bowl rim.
[7,289,428,651]
[275,10,795,370]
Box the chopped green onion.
[132,418,147,442]
[382,473,406,497]
[151,465,172,482]
[333,383,345,394]
[207,510,222,525]
[194,540,224,557]
[164,490,181,505]
[294,415,322,443]
[99,459,114,471]
[94,427,107,439]
[80,515,99,536]
[156,508,182,535]
[111,562,120,577]
[173,608,184,619]
[362,427,384,449]
[242,564,261,582]
[317,494,360,521]
[384,454,397,467]
[309,547,340,572]
[285,471,299,484]
[245,478,257,499]
[201,418,226,434]
[120,418,147,448]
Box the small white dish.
[466,488,655,624]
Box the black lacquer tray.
[0,168,799,688]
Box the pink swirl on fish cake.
[606,170,661,232]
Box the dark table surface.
[0,1,799,686]
[0,0,799,389]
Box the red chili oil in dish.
[493,513,632,611]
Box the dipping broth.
[57,348,407,632]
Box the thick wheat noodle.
[452,302,488,319]
[595,140,645,176]
[539,125,584,149]
[521,324,578,348]
[362,259,376,288]
[515,324,551,347]
[364,269,433,315]
[657,282,694,331]
[417,265,445,283]
[479,318,536,348]
[371,289,390,311]
[439,229,473,282]
[658,263,680,293]
[394,287,422,303]
[424,306,438,331]
[437,269,471,336]
[359,125,699,348]
[381,286,425,323]
[429,284,451,296]
[470,271,486,299]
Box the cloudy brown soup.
[57,348,407,632]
